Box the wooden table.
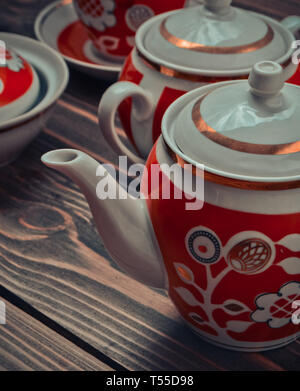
[0,0,299,372]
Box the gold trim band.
[137,50,248,82]
[164,141,300,191]
[160,18,274,54]
[137,50,292,83]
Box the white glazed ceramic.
[0,33,69,166]
[98,0,300,162]
[166,61,300,181]
[34,0,121,80]
[141,2,293,74]
[0,46,40,123]
[42,62,300,351]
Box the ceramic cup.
[73,0,200,62]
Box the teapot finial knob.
[204,0,232,14]
[248,61,284,98]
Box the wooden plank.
[0,0,299,372]
[0,299,113,371]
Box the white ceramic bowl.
[0,46,40,122]
[0,33,69,166]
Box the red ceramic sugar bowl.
[0,46,40,123]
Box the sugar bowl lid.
[138,0,294,76]
[163,61,300,187]
[0,46,40,123]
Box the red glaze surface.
[57,21,95,64]
[118,51,143,151]
[287,63,300,86]
[0,49,34,107]
[152,87,186,143]
[142,143,300,349]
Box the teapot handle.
[281,16,300,35]
[98,81,154,164]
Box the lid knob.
[204,0,232,14]
[248,61,284,98]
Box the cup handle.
[98,81,154,164]
[281,16,300,35]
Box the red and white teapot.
[98,0,300,163]
[43,61,300,351]
[0,46,40,123]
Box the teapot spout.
[41,149,166,289]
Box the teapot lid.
[137,0,293,76]
[0,46,40,123]
[162,61,300,186]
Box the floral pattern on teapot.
[143,143,300,351]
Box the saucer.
[34,0,122,80]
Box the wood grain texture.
[233,0,300,20]
[0,299,113,371]
[0,0,300,371]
